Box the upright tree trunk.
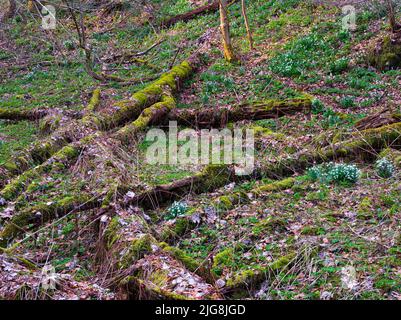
[219,0,237,62]
[27,0,37,13]
[241,0,254,50]
[1,0,16,21]
[387,0,400,33]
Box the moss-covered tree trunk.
[168,98,312,128]
[219,0,237,63]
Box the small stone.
[126,191,136,198]
[216,279,226,288]
[320,291,333,300]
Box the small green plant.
[339,96,355,109]
[329,58,349,74]
[63,40,75,51]
[375,157,394,178]
[321,108,342,128]
[311,99,326,114]
[165,201,188,220]
[308,162,360,184]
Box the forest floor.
[0,0,400,300]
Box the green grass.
[0,120,37,165]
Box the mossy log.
[367,32,401,70]
[216,177,297,210]
[0,58,199,185]
[102,214,218,299]
[0,127,87,187]
[96,60,195,130]
[354,110,401,131]
[260,121,401,179]
[84,88,101,114]
[168,98,312,129]
[0,194,97,247]
[0,143,83,202]
[121,251,221,300]
[0,108,48,121]
[114,91,176,142]
[126,164,235,209]
[223,252,296,294]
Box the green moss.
[357,197,374,219]
[120,234,154,268]
[116,93,176,141]
[3,161,18,172]
[212,248,234,276]
[0,144,80,201]
[194,164,232,193]
[161,217,195,241]
[159,242,200,272]
[269,252,296,271]
[39,115,62,135]
[217,195,235,210]
[367,36,401,70]
[252,217,288,236]
[253,177,296,194]
[104,216,122,249]
[300,225,320,236]
[226,252,296,290]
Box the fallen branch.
[102,39,166,63]
[354,110,401,131]
[161,1,220,28]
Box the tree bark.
[168,98,312,129]
[2,0,16,21]
[219,0,237,62]
[161,1,220,28]
[241,0,254,50]
[387,0,401,33]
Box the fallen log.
[0,57,200,185]
[0,141,87,202]
[126,164,235,210]
[100,209,220,299]
[96,59,196,129]
[114,97,312,143]
[0,108,48,121]
[354,110,401,131]
[161,1,220,28]
[122,250,221,300]
[0,193,98,248]
[3,121,400,248]
[114,90,176,142]
[168,98,312,128]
